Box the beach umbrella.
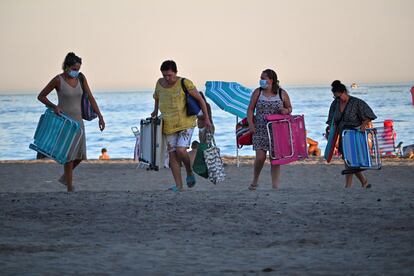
[205,81,253,166]
[205,81,253,118]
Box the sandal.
[186,175,196,188]
[248,184,257,191]
[167,185,181,192]
[362,181,372,189]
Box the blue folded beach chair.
[341,128,381,170]
[29,109,83,164]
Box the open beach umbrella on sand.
[205,81,253,166]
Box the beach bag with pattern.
[79,73,98,121]
[203,133,225,184]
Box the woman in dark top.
[326,80,377,188]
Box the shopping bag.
[203,133,225,184]
[192,142,209,178]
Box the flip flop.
[167,185,181,192]
[186,175,196,188]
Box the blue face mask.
[68,70,79,78]
[260,79,268,89]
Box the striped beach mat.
[29,109,83,164]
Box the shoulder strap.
[78,72,85,93]
[251,88,261,109]
[335,99,350,124]
[181,78,189,95]
[278,88,283,101]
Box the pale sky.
[0,0,413,92]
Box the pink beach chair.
[266,114,308,165]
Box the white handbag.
[203,133,225,184]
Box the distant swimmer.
[99,148,110,160]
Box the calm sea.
[0,83,413,160]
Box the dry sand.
[0,157,413,274]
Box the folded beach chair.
[139,117,165,171]
[265,114,308,165]
[131,126,140,163]
[235,117,252,148]
[29,108,83,164]
[341,128,381,170]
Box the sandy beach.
[0,157,413,274]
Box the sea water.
[0,83,413,160]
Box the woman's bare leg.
[175,147,192,177]
[59,159,82,185]
[271,164,281,189]
[344,163,353,188]
[250,150,266,189]
[345,174,353,188]
[355,172,369,187]
[64,161,74,192]
[169,151,184,191]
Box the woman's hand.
[53,106,63,115]
[99,115,105,131]
[360,124,367,132]
[204,118,212,130]
[279,107,290,115]
[249,125,256,134]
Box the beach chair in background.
[235,117,252,148]
[265,114,308,165]
[341,128,381,170]
[29,108,83,164]
[131,126,140,163]
[139,117,165,171]
[375,120,403,157]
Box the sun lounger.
[29,109,83,164]
[266,114,307,165]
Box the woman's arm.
[151,98,159,118]
[37,76,61,114]
[280,90,292,114]
[81,74,105,131]
[247,89,260,133]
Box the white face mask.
[259,79,268,89]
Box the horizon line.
[0,81,413,95]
